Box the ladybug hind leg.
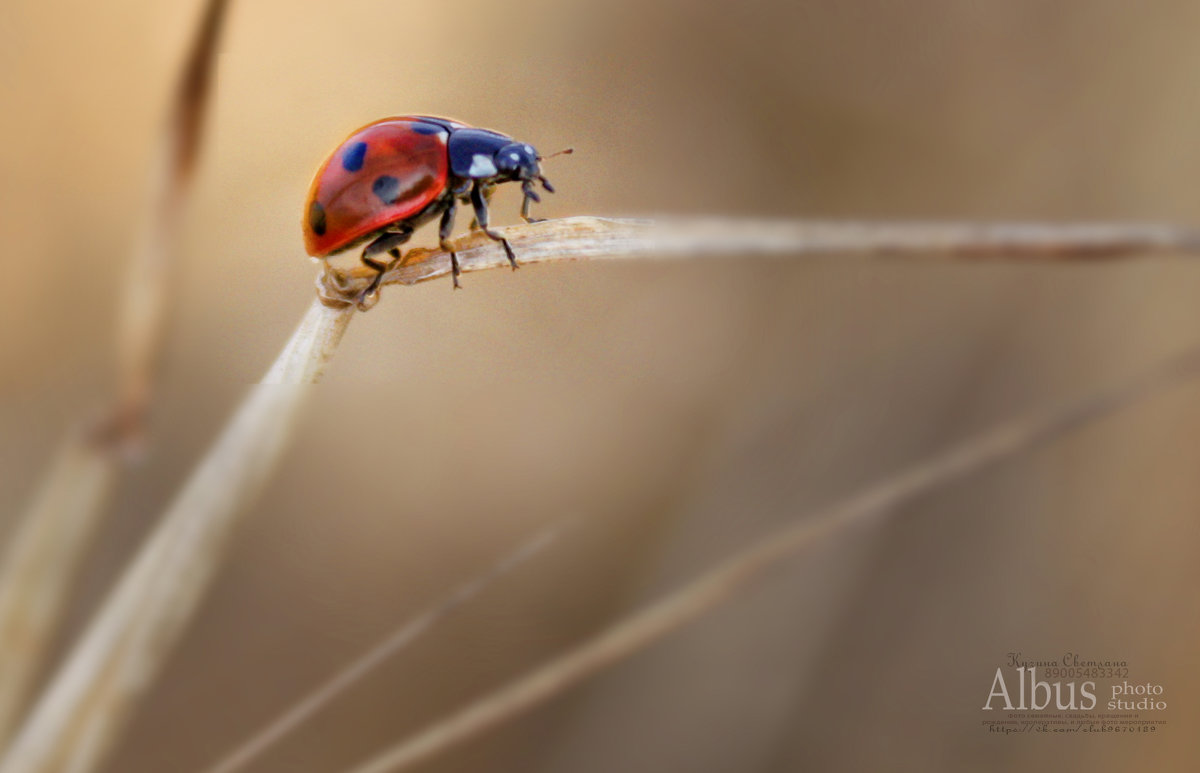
[358,226,412,306]
[469,182,517,270]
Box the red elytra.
[302,115,559,296]
[303,117,453,257]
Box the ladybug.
[302,115,560,294]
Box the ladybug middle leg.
[469,182,518,270]
[467,185,493,232]
[438,198,462,290]
[359,225,412,302]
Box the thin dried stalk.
[339,341,1200,773]
[199,518,574,773]
[318,216,1200,305]
[0,300,352,773]
[0,0,229,749]
[109,0,230,444]
[0,443,116,744]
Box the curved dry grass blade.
[337,342,1200,773]
[0,441,116,746]
[198,518,574,773]
[0,0,231,749]
[172,0,229,188]
[316,216,1200,304]
[109,0,230,445]
[0,300,353,773]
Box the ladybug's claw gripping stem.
[358,227,411,307]
[470,182,517,270]
[318,261,354,307]
[357,255,392,309]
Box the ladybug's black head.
[494,142,541,182]
[495,141,558,211]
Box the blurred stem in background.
[337,337,1200,773]
[0,300,352,773]
[199,518,575,773]
[0,0,230,750]
[0,442,116,745]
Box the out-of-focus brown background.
[3,0,1200,771]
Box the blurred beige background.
[3,0,1200,771]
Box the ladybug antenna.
[537,147,574,162]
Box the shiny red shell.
[302,117,452,257]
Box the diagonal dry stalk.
[198,518,574,773]
[0,442,116,744]
[0,0,230,749]
[335,339,1200,773]
[0,301,352,773]
[5,213,1198,773]
[108,0,231,446]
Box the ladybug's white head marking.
[469,153,498,177]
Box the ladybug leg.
[359,227,412,304]
[520,180,544,223]
[438,199,462,290]
[470,182,517,270]
[467,185,493,231]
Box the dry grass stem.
[199,518,574,773]
[338,341,1200,773]
[108,0,229,446]
[317,216,1200,306]
[0,442,116,747]
[0,0,229,752]
[0,300,353,773]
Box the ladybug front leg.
[359,226,412,304]
[520,181,543,223]
[469,182,517,270]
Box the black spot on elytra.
[410,173,436,198]
[372,175,401,204]
[308,201,326,236]
[342,141,368,172]
[411,122,441,136]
